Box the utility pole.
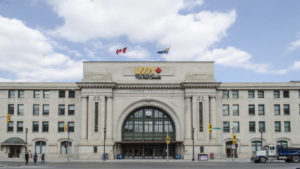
[192,128,195,161]
[67,127,70,161]
[259,128,263,150]
[25,128,28,156]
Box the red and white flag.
[116,47,127,54]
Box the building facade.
[0,61,299,160]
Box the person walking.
[33,153,38,164]
[41,153,45,164]
[25,152,29,165]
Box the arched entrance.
[119,106,178,159]
[226,141,238,158]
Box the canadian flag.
[116,47,127,54]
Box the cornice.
[77,82,220,89]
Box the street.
[0,161,299,169]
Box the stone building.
[0,61,299,160]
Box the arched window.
[35,141,46,154]
[60,141,72,154]
[122,107,175,141]
[251,141,262,152]
[276,140,288,148]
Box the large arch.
[115,99,183,142]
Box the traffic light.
[208,123,212,133]
[232,134,237,144]
[6,114,11,124]
[64,123,68,132]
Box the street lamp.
[103,127,106,161]
[25,128,28,156]
[259,128,263,150]
[192,127,195,161]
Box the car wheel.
[292,156,300,163]
[260,157,267,163]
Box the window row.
[251,140,288,152]
[222,90,299,99]
[7,121,75,133]
[32,141,73,154]
[8,90,75,99]
[223,121,291,133]
[222,104,294,116]
[8,104,75,116]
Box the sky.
[0,0,299,82]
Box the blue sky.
[0,0,299,82]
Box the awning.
[115,141,183,144]
[1,137,26,146]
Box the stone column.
[184,97,192,140]
[192,96,198,139]
[80,96,88,140]
[100,96,106,142]
[87,96,94,140]
[209,96,216,139]
[106,96,113,140]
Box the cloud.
[0,15,82,82]
[287,39,300,51]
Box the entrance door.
[9,146,21,158]
[226,141,237,158]
[144,146,153,159]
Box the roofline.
[83,61,215,63]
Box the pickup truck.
[251,145,300,163]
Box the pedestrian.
[33,153,38,164]
[25,152,29,165]
[41,153,45,164]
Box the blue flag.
[157,48,169,54]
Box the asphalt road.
[0,161,300,169]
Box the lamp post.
[25,128,28,158]
[103,127,106,161]
[67,127,70,161]
[259,128,263,150]
[192,127,195,161]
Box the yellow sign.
[135,67,155,75]
[166,136,171,144]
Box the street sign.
[166,136,170,144]
[213,127,221,130]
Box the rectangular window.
[259,121,265,132]
[258,91,264,98]
[274,104,280,115]
[33,104,39,116]
[248,90,255,98]
[284,104,290,115]
[284,121,291,132]
[18,90,24,98]
[9,90,15,98]
[223,121,230,133]
[93,146,97,153]
[58,104,65,115]
[199,102,203,132]
[58,122,64,132]
[68,122,74,132]
[43,90,50,98]
[17,104,24,115]
[258,104,265,115]
[232,104,239,116]
[8,104,14,115]
[69,90,75,98]
[275,121,281,132]
[68,104,75,115]
[274,90,280,98]
[249,121,255,132]
[7,121,13,132]
[283,90,289,98]
[32,121,39,132]
[95,102,99,132]
[223,104,229,116]
[233,121,240,133]
[34,90,40,98]
[42,121,49,132]
[200,146,204,153]
[17,121,23,132]
[232,90,239,99]
[59,90,65,98]
[43,104,49,115]
[222,90,229,99]
[249,105,255,115]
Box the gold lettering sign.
[135,67,155,75]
